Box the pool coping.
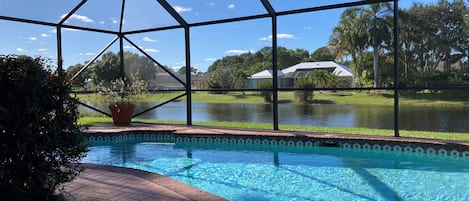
[84,123,469,152]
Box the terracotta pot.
[109,103,135,126]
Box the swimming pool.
[83,136,469,201]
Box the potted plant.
[99,74,148,126]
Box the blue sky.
[0,0,428,72]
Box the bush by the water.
[257,81,273,102]
[294,78,315,103]
[0,55,87,201]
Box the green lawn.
[78,117,469,141]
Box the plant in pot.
[99,74,148,126]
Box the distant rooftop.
[250,61,352,79]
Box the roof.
[250,61,353,79]
[282,61,352,77]
[250,70,284,79]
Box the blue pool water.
[83,141,469,201]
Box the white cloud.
[28,37,37,41]
[277,33,296,39]
[99,21,105,24]
[144,48,159,53]
[205,58,217,61]
[228,4,235,9]
[16,48,25,52]
[168,66,181,72]
[61,14,94,23]
[142,36,157,42]
[224,49,250,54]
[111,18,118,24]
[38,48,48,52]
[48,29,57,34]
[259,33,296,41]
[63,28,80,32]
[123,45,135,49]
[175,61,186,66]
[206,2,215,7]
[303,26,312,30]
[173,6,192,13]
[41,33,49,37]
[78,52,95,56]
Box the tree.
[356,52,394,87]
[91,51,157,85]
[67,63,90,90]
[359,3,392,87]
[310,46,336,62]
[398,1,468,86]
[277,46,306,69]
[330,3,392,87]
[329,7,368,86]
[177,66,198,75]
[123,52,157,82]
[432,0,467,72]
[309,69,351,88]
[92,51,121,85]
[232,69,249,95]
[205,68,233,94]
[309,70,334,88]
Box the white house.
[248,61,353,88]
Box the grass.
[75,91,469,107]
[78,117,469,141]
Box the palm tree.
[329,7,368,86]
[232,69,249,95]
[359,3,392,87]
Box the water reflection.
[79,102,469,133]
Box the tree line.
[206,0,469,89]
[67,51,164,89]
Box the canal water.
[81,101,469,133]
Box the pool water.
[83,141,469,201]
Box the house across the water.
[248,61,353,88]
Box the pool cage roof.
[0,0,399,133]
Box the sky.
[0,0,432,72]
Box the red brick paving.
[62,163,226,201]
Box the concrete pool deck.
[64,123,469,200]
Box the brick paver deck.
[62,163,226,201]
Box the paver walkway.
[62,163,226,201]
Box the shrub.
[98,72,148,105]
[205,69,232,94]
[294,78,315,103]
[0,55,87,201]
[257,81,273,102]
